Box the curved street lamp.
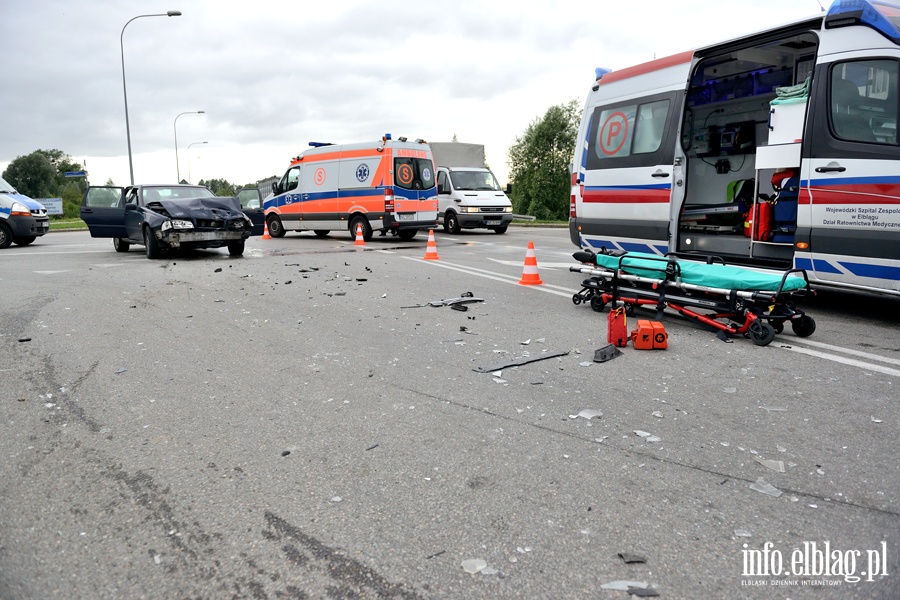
[120,10,182,185]
[187,141,208,184]
[174,110,204,183]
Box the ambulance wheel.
[445,212,461,234]
[313,230,330,238]
[590,295,606,312]
[0,222,12,249]
[791,315,816,338]
[491,226,508,234]
[398,229,417,241]
[13,236,36,246]
[349,216,372,242]
[227,240,245,256]
[266,215,286,238]
[749,321,776,346]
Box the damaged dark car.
[80,185,265,259]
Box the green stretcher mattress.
[593,252,808,292]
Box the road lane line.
[777,344,900,377]
[782,338,900,366]
[400,255,574,298]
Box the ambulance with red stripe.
[264,134,438,241]
[570,0,900,296]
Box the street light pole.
[174,110,204,183]
[187,141,208,184]
[120,10,182,186]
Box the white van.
[430,142,513,234]
[0,176,49,249]
[570,0,900,296]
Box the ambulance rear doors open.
[570,0,900,297]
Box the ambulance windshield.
[393,157,435,190]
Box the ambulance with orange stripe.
[570,0,900,296]
[263,134,438,242]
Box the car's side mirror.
[272,182,281,195]
[125,202,138,211]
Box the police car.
[0,176,50,249]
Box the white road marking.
[784,337,900,367]
[778,343,900,377]
[34,270,72,274]
[400,256,574,298]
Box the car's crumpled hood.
[154,197,244,220]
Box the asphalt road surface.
[1,227,898,599]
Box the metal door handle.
[651,172,670,178]
[815,166,846,173]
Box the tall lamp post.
[187,141,208,184]
[174,111,204,183]
[120,10,182,185]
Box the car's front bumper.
[159,229,250,248]
[8,214,50,238]
[456,213,513,229]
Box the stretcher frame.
[570,250,816,346]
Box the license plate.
[485,219,501,226]
[398,213,414,221]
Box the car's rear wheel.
[266,214,286,238]
[314,230,330,238]
[227,240,245,256]
[445,212,461,234]
[0,222,13,249]
[113,238,130,252]
[143,227,162,259]
[398,229,417,241]
[13,236,36,246]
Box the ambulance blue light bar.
[825,0,900,44]
[309,142,334,147]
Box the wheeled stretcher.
[570,249,816,346]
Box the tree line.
[3,102,581,221]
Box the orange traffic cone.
[354,223,366,246]
[422,229,440,260]
[261,220,271,240]
[518,241,543,285]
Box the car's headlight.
[462,207,480,213]
[504,206,513,213]
[161,219,193,231]
[10,201,31,216]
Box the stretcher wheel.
[770,320,785,334]
[572,293,583,305]
[624,303,636,317]
[749,321,776,346]
[791,315,816,338]
[590,295,606,312]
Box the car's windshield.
[0,176,17,193]
[142,186,214,203]
[449,170,501,191]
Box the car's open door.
[236,188,265,236]
[80,187,127,238]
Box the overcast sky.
[1,0,824,190]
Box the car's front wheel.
[13,236,36,246]
[491,226,508,234]
[113,238,130,252]
[227,240,245,256]
[143,227,162,259]
[0,222,13,249]
[445,212,461,234]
